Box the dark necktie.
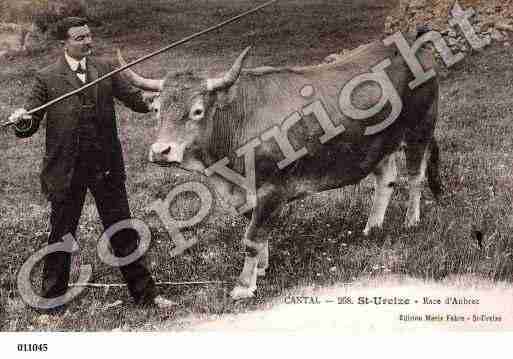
[75,63,86,75]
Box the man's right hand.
[9,109,33,133]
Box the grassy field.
[1,0,513,331]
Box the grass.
[2,0,513,331]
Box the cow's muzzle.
[149,142,184,164]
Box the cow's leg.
[404,143,429,227]
[242,214,269,277]
[256,240,269,276]
[363,153,398,235]
[230,223,264,299]
[231,184,282,300]
[403,88,439,227]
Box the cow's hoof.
[230,286,256,300]
[405,219,420,228]
[363,226,381,236]
[257,267,267,277]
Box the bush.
[1,0,47,24]
[1,1,86,33]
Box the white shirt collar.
[65,51,87,71]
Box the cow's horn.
[207,46,251,91]
[116,49,164,92]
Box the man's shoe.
[153,295,178,309]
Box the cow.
[117,38,442,299]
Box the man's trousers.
[41,156,156,306]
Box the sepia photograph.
[1,0,512,354]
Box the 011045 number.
[17,344,48,352]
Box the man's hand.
[9,109,33,133]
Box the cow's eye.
[193,109,203,117]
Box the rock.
[409,0,427,10]
[496,22,513,32]
[479,20,495,32]
[447,37,459,46]
[385,0,513,39]
[491,28,506,41]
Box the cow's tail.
[427,138,442,200]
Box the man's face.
[63,25,93,60]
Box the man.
[9,17,175,312]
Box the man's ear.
[214,83,238,108]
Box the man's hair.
[55,17,88,40]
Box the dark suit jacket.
[15,55,149,202]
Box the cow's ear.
[143,92,160,112]
[214,83,238,108]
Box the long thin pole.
[70,280,226,288]
[1,0,278,128]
